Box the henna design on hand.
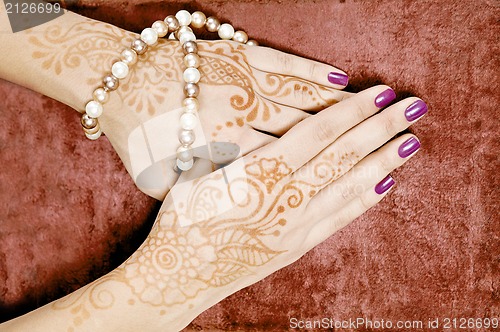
[51,152,357,327]
[29,19,132,78]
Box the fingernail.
[398,137,421,158]
[375,175,395,195]
[328,72,349,86]
[405,100,428,122]
[374,88,397,108]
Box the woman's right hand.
[3,85,427,332]
[114,85,427,331]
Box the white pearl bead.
[141,28,158,45]
[111,61,129,79]
[151,20,168,37]
[177,145,194,162]
[93,87,109,104]
[175,10,191,26]
[179,31,196,44]
[179,130,196,145]
[183,53,200,68]
[180,112,197,130]
[190,11,206,28]
[183,97,199,112]
[183,67,201,83]
[233,30,248,44]
[218,23,235,40]
[246,39,259,46]
[120,48,138,65]
[177,158,193,171]
[85,100,103,118]
[174,26,193,40]
[85,128,102,140]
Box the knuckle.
[308,63,318,78]
[277,52,293,73]
[340,184,356,203]
[358,193,375,211]
[382,116,398,137]
[377,153,396,173]
[350,97,367,120]
[312,120,337,143]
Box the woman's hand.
[117,85,427,330]
[96,36,351,199]
[1,9,350,199]
[0,85,427,332]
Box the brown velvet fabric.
[1,0,498,329]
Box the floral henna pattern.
[246,158,292,194]
[120,157,301,307]
[124,217,219,306]
[29,19,133,79]
[52,154,356,323]
[27,20,181,115]
[121,40,180,115]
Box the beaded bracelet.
[81,10,258,171]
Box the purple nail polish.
[328,72,349,86]
[398,137,421,158]
[375,175,395,195]
[405,100,428,122]
[374,88,397,108]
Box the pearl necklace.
[81,10,258,171]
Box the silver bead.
[184,83,199,97]
[131,38,148,55]
[81,113,98,129]
[183,53,200,68]
[177,145,194,162]
[103,75,119,91]
[246,39,259,46]
[191,11,206,29]
[205,16,221,32]
[93,87,109,104]
[182,41,198,54]
[233,30,249,44]
[164,15,180,32]
[179,129,196,145]
[175,26,193,40]
[83,122,101,135]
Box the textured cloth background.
[1,0,498,330]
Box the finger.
[256,85,395,172]
[252,70,351,111]
[245,46,349,89]
[296,97,427,189]
[306,133,420,220]
[304,177,395,250]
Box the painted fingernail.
[398,137,421,158]
[374,88,397,108]
[405,100,428,122]
[375,175,395,195]
[328,72,349,86]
